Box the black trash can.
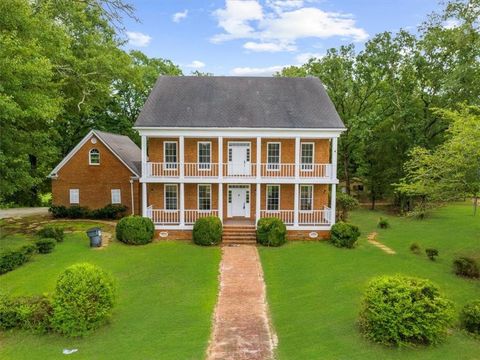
[86,227,102,247]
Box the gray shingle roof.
[94,130,141,176]
[134,76,345,129]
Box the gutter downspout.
[129,178,135,215]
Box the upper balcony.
[146,162,334,182]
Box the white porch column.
[256,137,261,179]
[218,136,223,179]
[141,135,147,177]
[330,184,337,225]
[218,184,223,223]
[294,183,299,226]
[142,182,147,217]
[331,137,338,180]
[295,136,300,179]
[180,183,185,226]
[256,183,261,225]
[179,136,185,179]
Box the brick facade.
[51,134,141,214]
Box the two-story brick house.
[134,76,345,241]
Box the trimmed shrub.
[0,294,53,333]
[49,204,126,220]
[359,275,454,346]
[52,263,116,337]
[453,257,479,279]
[426,248,439,261]
[38,225,65,243]
[0,244,36,274]
[115,216,154,245]
[90,204,127,219]
[193,216,222,246]
[330,222,360,248]
[35,238,56,254]
[460,300,480,336]
[410,242,421,254]
[377,217,390,229]
[256,217,287,247]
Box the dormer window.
[89,149,100,165]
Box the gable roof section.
[48,130,141,178]
[134,76,345,129]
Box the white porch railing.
[147,162,333,179]
[185,209,218,225]
[299,208,331,225]
[147,206,180,225]
[260,210,295,225]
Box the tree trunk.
[474,194,478,216]
[371,193,376,210]
[343,152,351,195]
[29,154,38,206]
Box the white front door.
[228,143,251,176]
[228,186,250,217]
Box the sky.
[122,0,442,76]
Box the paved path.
[207,245,276,360]
[0,207,49,219]
[367,232,396,255]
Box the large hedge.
[0,244,36,274]
[193,216,222,246]
[116,216,154,245]
[359,275,454,346]
[49,204,127,219]
[256,217,287,247]
[460,300,480,336]
[330,221,360,248]
[52,263,116,337]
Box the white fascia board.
[133,127,345,139]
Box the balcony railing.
[147,162,333,179]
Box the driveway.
[0,207,49,219]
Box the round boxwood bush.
[52,263,116,337]
[453,257,479,279]
[359,275,454,346]
[37,225,65,242]
[193,216,222,246]
[256,217,287,247]
[330,221,360,248]
[116,216,154,245]
[460,300,480,336]
[35,238,56,254]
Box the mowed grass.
[0,234,221,360]
[259,202,480,360]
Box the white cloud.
[295,52,323,64]
[126,31,152,47]
[443,19,460,29]
[173,10,188,23]
[211,1,368,52]
[243,41,296,52]
[186,60,206,69]
[211,0,263,43]
[231,65,287,76]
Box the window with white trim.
[89,149,100,165]
[267,143,280,170]
[198,142,211,170]
[198,184,211,210]
[301,143,314,170]
[266,185,280,211]
[69,189,79,204]
[164,142,177,169]
[111,189,121,204]
[300,185,313,211]
[164,184,178,210]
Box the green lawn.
[0,233,221,360]
[259,202,480,360]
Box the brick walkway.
[207,245,277,360]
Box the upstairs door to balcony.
[228,142,251,176]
